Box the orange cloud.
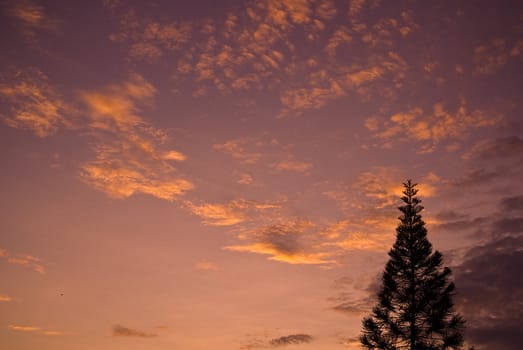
[0,295,12,302]
[186,199,281,227]
[225,219,340,266]
[237,173,254,185]
[474,38,523,75]
[0,67,70,137]
[194,259,221,271]
[1,248,46,274]
[367,98,503,152]
[213,138,263,164]
[81,160,193,201]
[326,26,352,56]
[80,75,193,201]
[8,325,62,335]
[273,160,313,172]
[186,201,247,226]
[6,0,57,40]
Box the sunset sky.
[1,0,522,349]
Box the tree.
[360,180,467,350]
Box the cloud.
[225,219,337,265]
[325,26,352,56]
[0,67,71,137]
[237,172,254,185]
[272,160,313,173]
[366,98,503,152]
[110,0,414,117]
[0,295,12,302]
[187,200,247,226]
[8,325,41,332]
[328,274,381,317]
[186,199,280,227]
[4,0,57,41]
[213,138,263,164]
[454,236,523,350]
[0,248,46,274]
[194,259,220,271]
[79,74,194,200]
[474,38,523,75]
[463,136,523,160]
[501,195,523,212]
[7,325,62,335]
[269,334,313,347]
[112,325,157,338]
[450,168,499,188]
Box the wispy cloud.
[241,331,314,349]
[4,0,57,41]
[112,324,157,338]
[8,325,62,336]
[186,199,280,227]
[194,259,221,271]
[462,136,523,160]
[0,248,46,274]
[213,138,263,164]
[269,334,313,347]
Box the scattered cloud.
[7,325,62,335]
[269,334,313,347]
[0,67,71,137]
[366,99,503,152]
[474,38,523,75]
[108,0,416,116]
[0,248,46,274]
[112,324,157,338]
[213,138,263,164]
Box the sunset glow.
[1,1,522,349]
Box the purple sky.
[1,1,522,349]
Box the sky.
[0,0,522,349]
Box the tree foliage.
[360,180,467,350]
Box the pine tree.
[360,180,466,350]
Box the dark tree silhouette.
[360,180,467,350]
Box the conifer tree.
[360,180,466,350]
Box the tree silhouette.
[360,180,467,350]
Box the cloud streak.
[269,334,313,347]
[8,325,62,336]
[0,248,46,274]
[112,324,157,338]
